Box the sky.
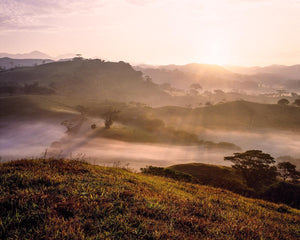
[0,0,300,66]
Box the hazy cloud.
[0,0,108,31]
[126,0,156,6]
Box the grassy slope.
[0,159,299,239]
[169,163,254,195]
[153,100,300,131]
[0,95,78,119]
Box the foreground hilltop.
[0,159,299,239]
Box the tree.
[277,162,300,183]
[224,150,278,190]
[102,109,120,129]
[277,98,289,105]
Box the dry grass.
[0,159,299,239]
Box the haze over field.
[1,119,300,170]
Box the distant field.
[153,100,300,131]
[0,159,299,239]
[0,95,78,119]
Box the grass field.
[0,159,299,239]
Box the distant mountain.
[0,51,76,61]
[136,63,300,91]
[225,64,300,80]
[135,63,260,90]
[0,51,53,59]
[0,57,54,69]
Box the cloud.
[0,0,108,31]
[126,0,156,6]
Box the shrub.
[261,182,300,209]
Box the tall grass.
[0,159,299,239]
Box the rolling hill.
[0,59,171,105]
[226,64,300,80]
[135,63,260,90]
[152,100,300,131]
[0,159,299,239]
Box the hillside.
[135,63,260,91]
[136,63,300,92]
[0,159,299,239]
[0,59,171,105]
[153,100,300,131]
[226,64,300,80]
[169,163,253,195]
[0,95,78,119]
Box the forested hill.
[0,59,170,104]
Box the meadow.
[0,159,299,239]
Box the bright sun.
[204,44,226,65]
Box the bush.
[277,98,289,105]
[261,182,300,209]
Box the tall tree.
[277,162,300,183]
[225,150,278,190]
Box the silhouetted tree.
[103,109,120,129]
[224,150,278,190]
[277,98,289,105]
[278,162,300,183]
[73,54,83,61]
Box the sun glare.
[204,44,226,65]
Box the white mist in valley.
[200,129,300,159]
[1,118,299,170]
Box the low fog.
[1,117,299,170]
